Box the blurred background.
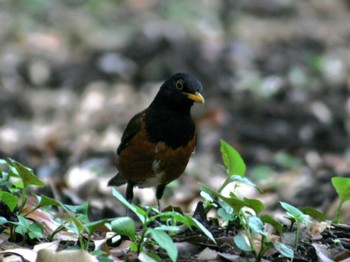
[0,0,350,220]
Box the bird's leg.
[125,182,135,215]
[126,182,135,202]
[155,184,166,211]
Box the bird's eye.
[176,80,184,90]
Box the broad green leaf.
[300,207,326,221]
[15,215,30,236]
[280,202,311,224]
[110,217,136,239]
[36,195,62,208]
[64,202,89,216]
[154,225,180,232]
[70,217,85,235]
[248,216,266,236]
[84,219,111,235]
[243,197,265,215]
[233,235,252,252]
[225,175,257,188]
[189,217,216,244]
[0,216,8,225]
[138,250,161,262]
[148,229,177,262]
[9,159,45,188]
[332,177,350,202]
[17,215,30,227]
[260,214,283,235]
[112,188,145,223]
[274,242,294,258]
[0,190,18,212]
[220,140,246,179]
[200,191,215,203]
[0,159,7,165]
[28,222,44,239]
[15,224,27,236]
[201,185,264,215]
[8,164,20,178]
[217,201,236,221]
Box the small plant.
[280,201,311,251]
[331,177,350,223]
[110,188,216,262]
[0,158,113,250]
[200,140,294,261]
[233,208,293,261]
[0,158,45,241]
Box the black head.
[150,73,204,111]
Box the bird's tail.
[107,173,127,186]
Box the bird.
[108,73,204,208]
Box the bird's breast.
[117,123,196,187]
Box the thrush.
[108,73,204,207]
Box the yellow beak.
[183,91,205,104]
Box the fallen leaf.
[36,249,98,262]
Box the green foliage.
[280,202,311,225]
[0,158,47,241]
[200,140,294,261]
[273,242,294,259]
[300,207,326,221]
[111,188,215,262]
[14,215,44,240]
[219,140,246,191]
[280,201,311,250]
[110,217,136,240]
[331,177,350,223]
[0,158,114,254]
[0,190,18,212]
[260,214,283,235]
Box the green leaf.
[112,188,146,223]
[9,159,45,188]
[243,197,265,215]
[220,140,246,176]
[260,214,283,235]
[110,217,136,239]
[225,175,257,188]
[148,229,177,262]
[233,235,252,252]
[14,215,43,239]
[188,217,216,244]
[0,216,8,225]
[28,222,44,239]
[300,207,326,221]
[220,140,246,191]
[332,177,350,202]
[70,217,85,235]
[201,185,264,215]
[0,190,18,212]
[84,219,111,235]
[217,202,236,222]
[280,202,311,224]
[64,202,89,216]
[248,216,266,236]
[274,242,294,258]
[36,195,62,208]
[154,225,181,232]
[200,191,215,203]
[138,250,161,262]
